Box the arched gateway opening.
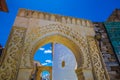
[32,42,78,80]
[31,35,82,80]
[32,43,52,80]
[0,9,110,80]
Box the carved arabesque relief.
[0,27,26,80]
[21,24,90,69]
[87,36,110,80]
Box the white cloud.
[39,48,45,51]
[45,60,52,63]
[41,63,48,66]
[44,50,52,54]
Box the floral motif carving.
[87,36,109,80]
[21,24,90,69]
[0,27,26,80]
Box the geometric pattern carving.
[21,24,87,68]
[87,36,110,80]
[0,27,26,80]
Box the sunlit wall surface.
[104,22,120,63]
[53,43,78,80]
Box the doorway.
[33,43,78,80]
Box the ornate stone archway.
[0,9,110,80]
[36,66,52,80]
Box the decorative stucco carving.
[87,36,110,80]
[0,27,26,80]
[20,23,91,69]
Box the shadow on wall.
[0,44,3,57]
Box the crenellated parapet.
[17,9,93,27]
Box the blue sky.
[0,0,120,46]
[34,43,52,66]
[41,70,50,78]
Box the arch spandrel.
[31,35,83,68]
[20,23,90,69]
